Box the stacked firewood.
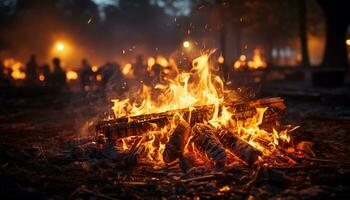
[96,97,285,167]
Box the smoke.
[0,0,183,69]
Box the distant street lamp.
[183,41,190,48]
[56,42,65,52]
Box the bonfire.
[93,51,307,170]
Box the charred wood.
[217,129,262,166]
[191,123,226,168]
[163,118,191,163]
[96,97,285,140]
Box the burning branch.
[96,97,285,140]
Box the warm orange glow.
[218,55,224,64]
[240,55,246,61]
[56,43,65,51]
[39,73,45,81]
[346,39,350,46]
[66,70,78,81]
[3,58,26,80]
[91,65,98,72]
[183,41,190,48]
[96,74,103,81]
[156,56,169,67]
[11,67,26,80]
[233,49,267,70]
[219,185,231,192]
[110,51,296,165]
[147,57,155,71]
[122,63,134,77]
[233,55,247,69]
[51,40,73,62]
[247,49,267,69]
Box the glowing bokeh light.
[56,43,65,51]
[346,39,350,46]
[218,55,224,64]
[183,41,190,48]
[91,65,98,72]
[66,70,78,81]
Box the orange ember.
[108,51,298,166]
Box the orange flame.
[122,63,134,77]
[234,48,267,70]
[248,48,267,69]
[110,51,296,165]
[3,58,26,80]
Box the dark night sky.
[1,0,346,69]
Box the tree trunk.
[318,0,349,68]
[233,25,242,60]
[298,0,310,67]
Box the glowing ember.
[105,51,298,166]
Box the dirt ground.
[1,88,350,199]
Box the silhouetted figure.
[25,55,38,86]
[145,63,161,86]
[40,64,51,86]
[0,59,10,86]
[134,55,146,82]
[51,58,66,91]
[80,59,93,91]
[104,62,128,99]
[98,62,115,89]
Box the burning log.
[191,123,226,168]
[124,137,144,168]
[96,97,285,140]
[217,129,262,166]
[163,118,191,163]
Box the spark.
[87,17,92,24]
